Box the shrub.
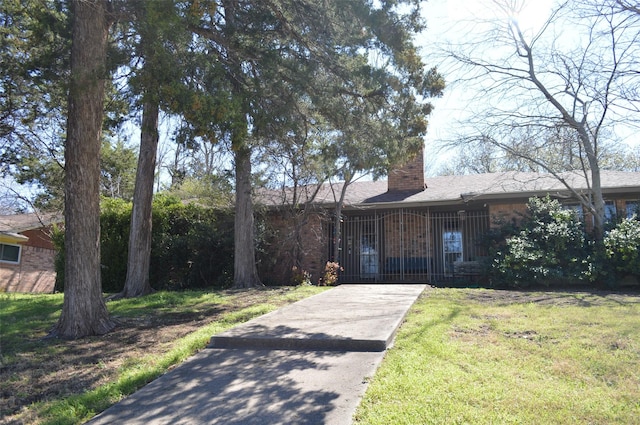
[490,196,590,288]
[604,216,640,277]
[290,266,312,286]
[54,195,235,292]
[319,261,342,286]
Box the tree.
[115,1,191,299]
[0,0,70,211]
[189,0,443,288]
[52,0,115,338]
[442,0,640,241]
[1,1,131,211]
[436,126,640,176]
[100,138,137,200]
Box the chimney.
[387,146,426,192]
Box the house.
[0,213,62,293]
[259,150,640,285]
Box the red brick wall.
[262,211,327,285]
[383,211,431,258]
[388,150,426,192]
[488,203,528,227]
[0,244,56,293]
[21,226,56,250]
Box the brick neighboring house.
[0,213,62,293]
[259,151,640,285]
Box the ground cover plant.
[0,286,326,425]
[355,288,640,424]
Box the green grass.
[355,288,640,425]
[0,286,327,425]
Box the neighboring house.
[0,213,62,293]
[259,150,640,285]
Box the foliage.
[319,261,343,286]
[604,216,640,277]
[290,266,312,286]
[54,195,235,292]
[100,139,137,200]
[149,195,235,291]
[99,197,133,292]
[490,196,591,287]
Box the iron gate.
[330,208,490,283]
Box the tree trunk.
[119,99,159,298]
[52,0,114,339]
[232,145,263,288]
[331,176,352,264]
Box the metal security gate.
[331,208,489,283]
[430,210,489,284]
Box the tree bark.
[119,99,159,298]
[52,0,115,339]
[232,145,263,288]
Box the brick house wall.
[0,225,57,293]
[488,203,528,227]
[261,211,327,285]
[387,150,426,192]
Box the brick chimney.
[388,147,426,192]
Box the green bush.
[604,216,640,277]
[149,196,234,290]
[100,198,132,292]
[490,196,591,288]
[55,195,235,292]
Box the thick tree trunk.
[232,146,263,288]
[52,0,114,339]
[119,99,159,298]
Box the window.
[626,201,640,219]
[564,204,584,220]
[604,201,617,223]
[0,243,21,263]
[565,202,616,223]
[443,230,463,277]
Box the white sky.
[417,0,558,173]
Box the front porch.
[330,208,490,284]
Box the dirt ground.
[0,288,295,425]
[460,286,640,307]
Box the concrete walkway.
[86,284,426,425]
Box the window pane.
[605,201,616,222]
[626,201,639,219]
[0,244,20,262]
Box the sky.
[418,0,640,178]
[416,0,557,174]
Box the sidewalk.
[86,284,426,425]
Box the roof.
[258,171,640,210]
[0,212,63,234]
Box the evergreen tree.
[188,0,444,288]
[52,0,115,339]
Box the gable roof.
[0,213,62,242]
[258,171,640,210]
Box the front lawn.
[355,288,640,425]
[0,286,326,425]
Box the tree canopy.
[436,0,640,241]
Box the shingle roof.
[0,212,63,233]
[258,171,640,209]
